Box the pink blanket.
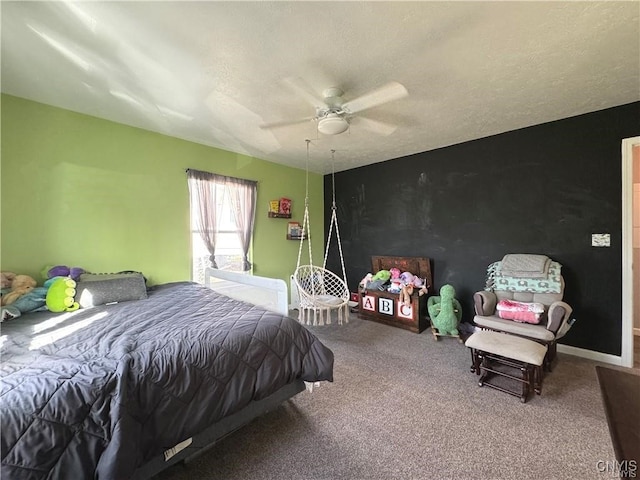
[496,299,544,324]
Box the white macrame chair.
[293,142,349,326]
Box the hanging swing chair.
[293,141,349,326]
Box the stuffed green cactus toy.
[427,284,462,336]
[46,277,80,313]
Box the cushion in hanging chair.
[313,295,345,306]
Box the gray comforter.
[1,282,334,479]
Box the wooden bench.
[465,330,547,403]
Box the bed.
[0,269,334,479]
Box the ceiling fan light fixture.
[317,113,349,135]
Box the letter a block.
[362,295,376,312]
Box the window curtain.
[225,177,257,271]
[187,169,257,272]
[187,169,223,268]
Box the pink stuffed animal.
[400,271,424,288]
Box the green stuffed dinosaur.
[427,284,462,336]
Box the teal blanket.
[485,261,562,294]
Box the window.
[190,188,243,282]
[187,169,257,284]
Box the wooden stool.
[465,331,548,403]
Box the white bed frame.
[204,267,289,316]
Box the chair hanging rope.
[296,140,314,276]
[322,149,348,286]
[292,141,349,326]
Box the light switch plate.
[591,233,610,247]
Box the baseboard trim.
[557,344,622,366]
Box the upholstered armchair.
[473,255,575,371]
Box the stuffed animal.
[42,265,85,281]
[46,277,80,313]
[400,271,424,288]
[427,284,462,336]
[10,287,49,314]
[1,275,37,306]
[1,305,21,322]
[387,278,403,294]
[372,270,391,282]
[359,273,373,289]
[393,271,424,304]
[366,269,391,291]
[399,283,414,306]
[1,271,16,289]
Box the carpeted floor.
[157,316,619,480]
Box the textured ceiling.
[2,1,639,174]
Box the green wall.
[0,94,324,288]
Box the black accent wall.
[324,102,639,356]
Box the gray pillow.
[79,272,146,282]
[76,273,147,308]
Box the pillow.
[76,273,147,308]
[79,271,147,283]
[496,299,544,324]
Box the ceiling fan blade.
[259,116,315,130]
[342,81,408,114]
[282,76,324,107]
[351,116,398,136]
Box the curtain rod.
[185,168,258,184]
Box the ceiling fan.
[259,78,408,136]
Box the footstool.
[465,331,548,403]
